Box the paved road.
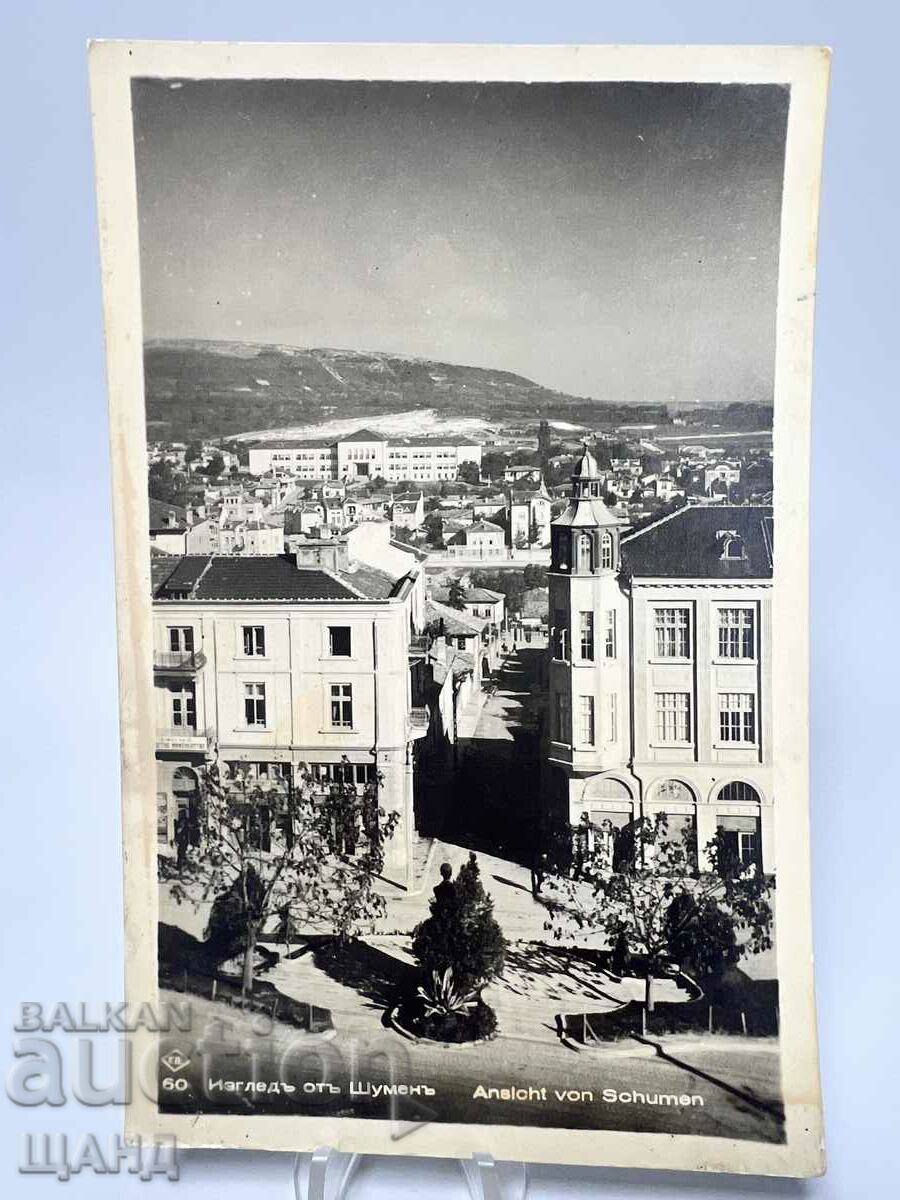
[159,987,783,1142]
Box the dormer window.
[719,531,745,561]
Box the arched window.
[577,533,594,571]
[654,779,694,806]
[717,781,761,804]
[722,534,745,561]
[600,531,614,569]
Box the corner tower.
[546,444,634,834]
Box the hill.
[143,339,671,443]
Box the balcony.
[154,650,207,674]
[156,726,213,754]
[409,706,430,739]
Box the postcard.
[89,41,829,1177]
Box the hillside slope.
[143,339,667,443]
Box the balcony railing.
[155,726,213,753]
[154,650,207,673]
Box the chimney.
[293,532,350,573]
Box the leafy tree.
[422,511,445,548]
[148,460,185,505]
[545,815,773,1016]
[185,440,203,464]
[481,451,508,481]
[522,564,548,589]
[411,853,507,993]
[393,527,414,545]
[168,761,398,999]
[447,578,467,610]
[537,419,552,468]
[457,461,481,485]
[205,453,226,479]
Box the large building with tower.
[546,446,775,873]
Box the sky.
[132,79,789,405]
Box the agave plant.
[416,967,479,1017]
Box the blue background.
[1,3,896,1197]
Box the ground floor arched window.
[715,780,762,870]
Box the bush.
[399,995,498,1043]
[411,854,506,993]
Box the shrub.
[411,853,506,993]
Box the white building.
[151,538,429,886]
[248,428,482,483]
[546,447,775,874]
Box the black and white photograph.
[89,42,829,1177]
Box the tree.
[148,460,184,505]
[537,419,552,468]
[168,761,398,999]
[447,578,467,610]
[545,815,773,1019]
[481,451,508,481]
[528,510,539,546]
[411,853,507,994]
[522,564,548,589]
[185,440,203,464]
[393,527,414,545]
[422,511,445,548]
[205,453,226,479]
[457,461,480,485]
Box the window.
[718,608,755,658]
[718,781,761,804]
[330,684,353,728]
[600,531,614,570]
[722,534,745,561]
[577,533,594,571]
[655,692,691,743]
[328,626,352,657]
[578,695,595,746]
[171,686,196,729]
[552,609,568,660]
[168,626,194,653]
[554,692,571,743]
[718,693,756,743]
[244,682,266,727]
[654,607,690,658]
[579,611,595,660]
[607,693,618,743]
[243,625,265,657]
[604,610,617,658]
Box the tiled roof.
[426,599,487,636]
[432,585,503,605]
[621,505,774,579]
[336,562,402,600]
[341,427,388,443]
[148,497,188,530]
[154,555,362,601]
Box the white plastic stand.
[293,1148,528,1199]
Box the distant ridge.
[142,338,757,444]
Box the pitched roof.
[432,585,504,605]
[340,427,388,443]
[154,555,362,601]
[466,520,504,534]
[426,599,487,636]
[621,505,774,579]
[335,562,402,600]
[148,497,188,531]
